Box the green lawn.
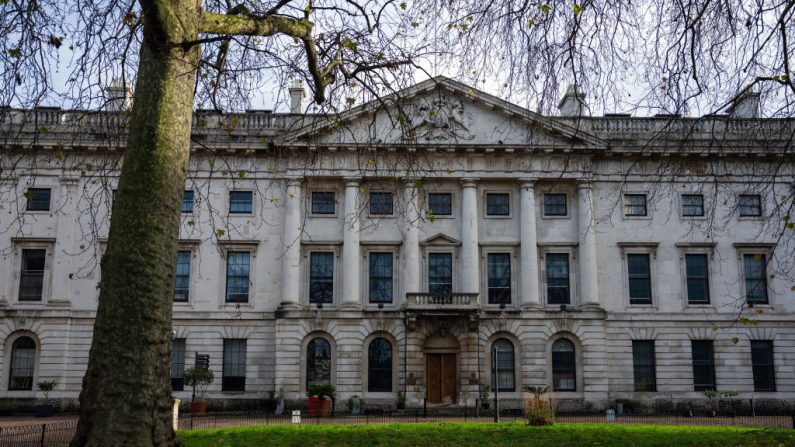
[178,422,795,447]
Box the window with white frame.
[229,191,253,214]
[181,190,194,213]
[685,254,710,304]
[543,193,567,216]
[623,194,647,217]
[369,192,394,215]
[486,253,511,305]
[428,252,453,294]
[18,249,46,301]
[309,252,335,304]
[627,253,652,305]
[174,251,191,302]
[427,193,452,216]
[552,338,576,391]
[743,253,769,304]
[751,341,776,392]
[25,188,51,211]
[681,194,704,217]
[368,252,394,304]
[738,194,762,217]
[545,253,570,305]
[225,251,251,303]
[171,338,186,391]
[8,336,36,391]
[222,339,247,391]
[486,193,510,216]
[311,191,336,215]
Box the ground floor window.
[9,337,36,390]
[491,338,515,392]
[222,339,247,391]
[368,338,392,392]
[552,338,576,391]
[307,337,332,388]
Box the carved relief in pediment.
[409,95,475,142]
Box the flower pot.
[189,401,208,414]
[308,396,320,415]
[34,404,54,418]
[317,398,332,416]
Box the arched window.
[492,338,515,392]
[306,338,331,388]
[9,337,36,391]
[368,338,392,392]
[552,338,576,391]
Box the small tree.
[37,380,57,404]
[183,367,214,403]
[306,384,336,401]
[522,385,555,426]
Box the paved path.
[0,414,77,428]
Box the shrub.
[522,385,556,426]
[183,367,214,402]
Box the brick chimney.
[558,84,587,117]
[289,80,305,114]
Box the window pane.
[486,193,510,216]
[623,194,647,216]
[543,194,567,216]
[546,253,570,304]
[370,192,393,215]
[682,194,704,216]
[428,193,452,216]
[751,341,775,392]
[311,192,335,214]
[739,195,761,217]
[491,339,515,392]
[685,254,710,304]
[225,252,250,302]
[627,254,651,304]
[487,253,511,305]
[428,253,453,294]
[691,340,716,391]
[310,252,334,303]
[368,338,392,392]
[229,191,253,213]
[369,252,393,303]
[552,339,576,391]
[307,338,331,388]
[174,251,191,302]
[171,339,186,391]
[19,249,46,301]
[743,254,768,304]
[26,188,51,211]
[181,190,194,213]
[632,341,656,392]
[9,337,36,391]
[222,339,246,391]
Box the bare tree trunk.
[71,2,200,445]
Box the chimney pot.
[729,90,760,119]
[289,80,305,114]
[104,79,132,112]
[558,84,587,117]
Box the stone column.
[402,181,421,300]
[49,176,79,307]
[577,181,600,309]
[341,178,362,309]
[519,179,541,309]
[460,179,480,294]
[280,178,303,310]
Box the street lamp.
[492,345,501,423]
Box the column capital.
[577,179,593,190]
[519,178,537,189]
[343,176,361,187]
[461,177,480,188]
[285,176,303,187]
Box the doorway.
[426,353,457,405]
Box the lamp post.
[493,346,500,423]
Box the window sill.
[310,213,338,218]
[541,214,570,219]
[484,215,512,219]
[623,215,651,220]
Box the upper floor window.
[229,191,253,214]
[309,252,334,304]
[751,341,776,392]
[492,338,515,392]
[739,194,762,217]
[743,254,768,304]
[546,253,570,305]
[681,194,704,217]
[311,191,336,215]
[225,251,250,303]
[26,188,51,211]
[486,193,510,216]
[623,194,647,217]
[19,249,46,301]
[174,251,191,302]
[171,338,186,391]
[428,253,453,294]
[222,339,247,392]
[552,338,576,391]
[627,254,652,305]
[8,337,36,391]
[487,253,511,305]
[691,340,716,391]
[368,252,393,304]
[368,338,393,392]
[181,190,194,213]
[370,192,393,215]
[685,254,710,304]
[543,193,567,216]
[306,338,332,388]
[632,340,656,392]
[428,193,452,216]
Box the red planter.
[190,401,208,414]
[308,396,331,416]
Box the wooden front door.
[426,353,457,404]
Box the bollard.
[172,398,181,431]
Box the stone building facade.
[0,77,793,412]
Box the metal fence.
[1,410,793,447]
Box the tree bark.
[71,1,200,445]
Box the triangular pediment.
[420,233,461,247]
[283,77,605,150]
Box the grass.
[178,422,795,447]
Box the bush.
[183,367,214,402]
[523,385,556,426]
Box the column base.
[340,301,363,310]
[520,302,543,311]
[579,302,603,311]
[278,301,304,311]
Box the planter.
[317,398,332,416]
[35,404,54,418]
[308,396,319,415]
[189,401,208,415]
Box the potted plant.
[479,384,491,410]
[183,367,214,414]
[306,384,336,416]
[522,385,555,426]
[396,391,406,410]
[35,380,57,417]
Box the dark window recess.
[491,338,515,392]
[368,252,393,303]
[624,194,647,216]
[311,192,336,214]
[685,254,710,304]
[743,254,768,304]
[751,341,776,392]
[691,340,716,391]
[174,251,191,302]
[486,193,510,216]
[546,253,570,304]
[19,249,46,301]
[306,338,331,388]
[370,192,394,215]
[739,194,762,217]
[8,337,36,391]
[428,193,452,216]
[26,188,51,211]
[543,194,567,216]
[428,253,453,294]
[552,339,576,391]
[627,254,652,304]
[181,190,194,213]
[309,252,334,304]
[171,339,186,391]
[229,191,253,213]
[487,253,511,305]
[632,341,657,392]
[222,339,247,391]
[682,194,704,216]
[225,252,250,303]
[368,338,392,392]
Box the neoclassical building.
[1,77,793,412]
